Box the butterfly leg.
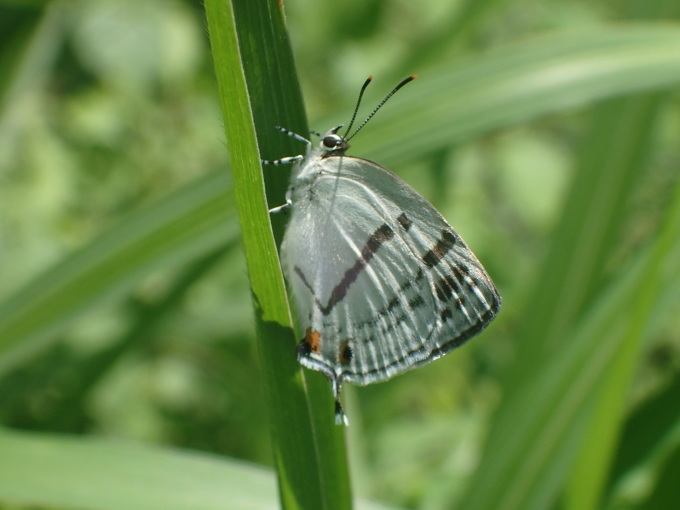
[274,125,311,144]
[268,188,293,214]
[268,200,291,214]
[331,377,349,426]
[261,154,304,166]
[261,124,311,165]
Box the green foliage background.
[1,0,680,509]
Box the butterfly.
[265,76,501,424]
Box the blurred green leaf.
[564,92,670,510]
[0,172,237,374]
[457,108,680,510]
[458,206,680,510]
[0,3,63,165]
[0,427,276,510]
[400,0,509,70]
[604,373,680,507]
[636,444,680,510]
[0,428,398,510]
[359,25,680,166]
[564,4,680,506]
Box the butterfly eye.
[323,134,342,149]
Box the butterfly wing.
[281,155,500,392]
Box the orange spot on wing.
[304,328,322,354]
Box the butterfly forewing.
[281,156,500,389]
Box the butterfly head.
[315,76,417,160]
[319,125,349,157]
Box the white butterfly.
[266,76,501,425]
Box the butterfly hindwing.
[281,156,500,388]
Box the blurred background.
[1,0,680,509]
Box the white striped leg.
[275,126,310,144]
[261,155,304,166]
[261,126,311,166]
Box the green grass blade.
[0,428,277,510]
[0,428,397,510]
[452,28,680,510]
[635,445,680,509]
[456,89,680,510]
[507,92,665,381]
[399,0,509,70]
[203,0,350,508]
[458,207,680,510]
[562,7,680,508]
[358,25,680,167]
[605,373,680,506]
[0,172,237,373]
[564,93,670,510]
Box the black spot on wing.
[435,275,461,303]
[339,340,353,365]
[378,296,401,317]
[408,295,426,310]
[399,268,424,293]
[296,338,312,358]
[347,305,499,379]
[423,230,458,268]
[397,212,412,231]
[364,223,395,255]
[456,263,472,278]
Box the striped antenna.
[342,76,373,138]
[346,75,417,142]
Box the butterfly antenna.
[346,75,417,141]
[343,75,373,138]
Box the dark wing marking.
[294,222,395,315]
[397,212,412,231]
[422,229,458,268]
